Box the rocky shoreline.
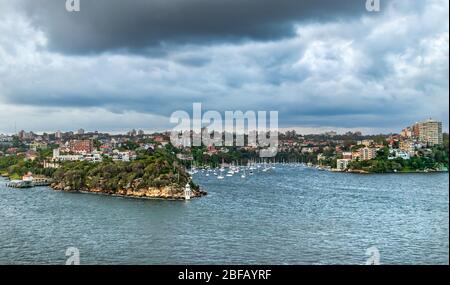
[51,182,207,200]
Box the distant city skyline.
[3,117,447,137]
[0,0,448,134]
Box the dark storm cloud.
[22,0,372,54]
[1,0,447,133]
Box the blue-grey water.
[0,165,448,264]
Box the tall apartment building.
[401,127,413,138]
[360,147,377,161]
[413,119,443,146]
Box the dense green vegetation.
[182,135,449,173]
[180,146,321,167]
[54,148,195,192]
[0,146,197,192]
[0,149,56,178]
[348,145,449,173]
[1,133,448,186]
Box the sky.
[0,0,448,135]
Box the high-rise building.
[77,128,85,135]
[18,130,25,139]
[412,123,420,138]
[401,127,412,138]
[414,119,443,146]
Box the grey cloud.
[21,0,373,54]
[1,0,448,134]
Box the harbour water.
[0,165,448,264]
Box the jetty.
[7,180,33,188]
[7,179,53,188]
[5,172,53,188]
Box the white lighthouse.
[184,183,192,200]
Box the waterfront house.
[22,172,33,182]
[336,159,351,171]
[388,149,411,160]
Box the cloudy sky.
[0,0,448,134]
